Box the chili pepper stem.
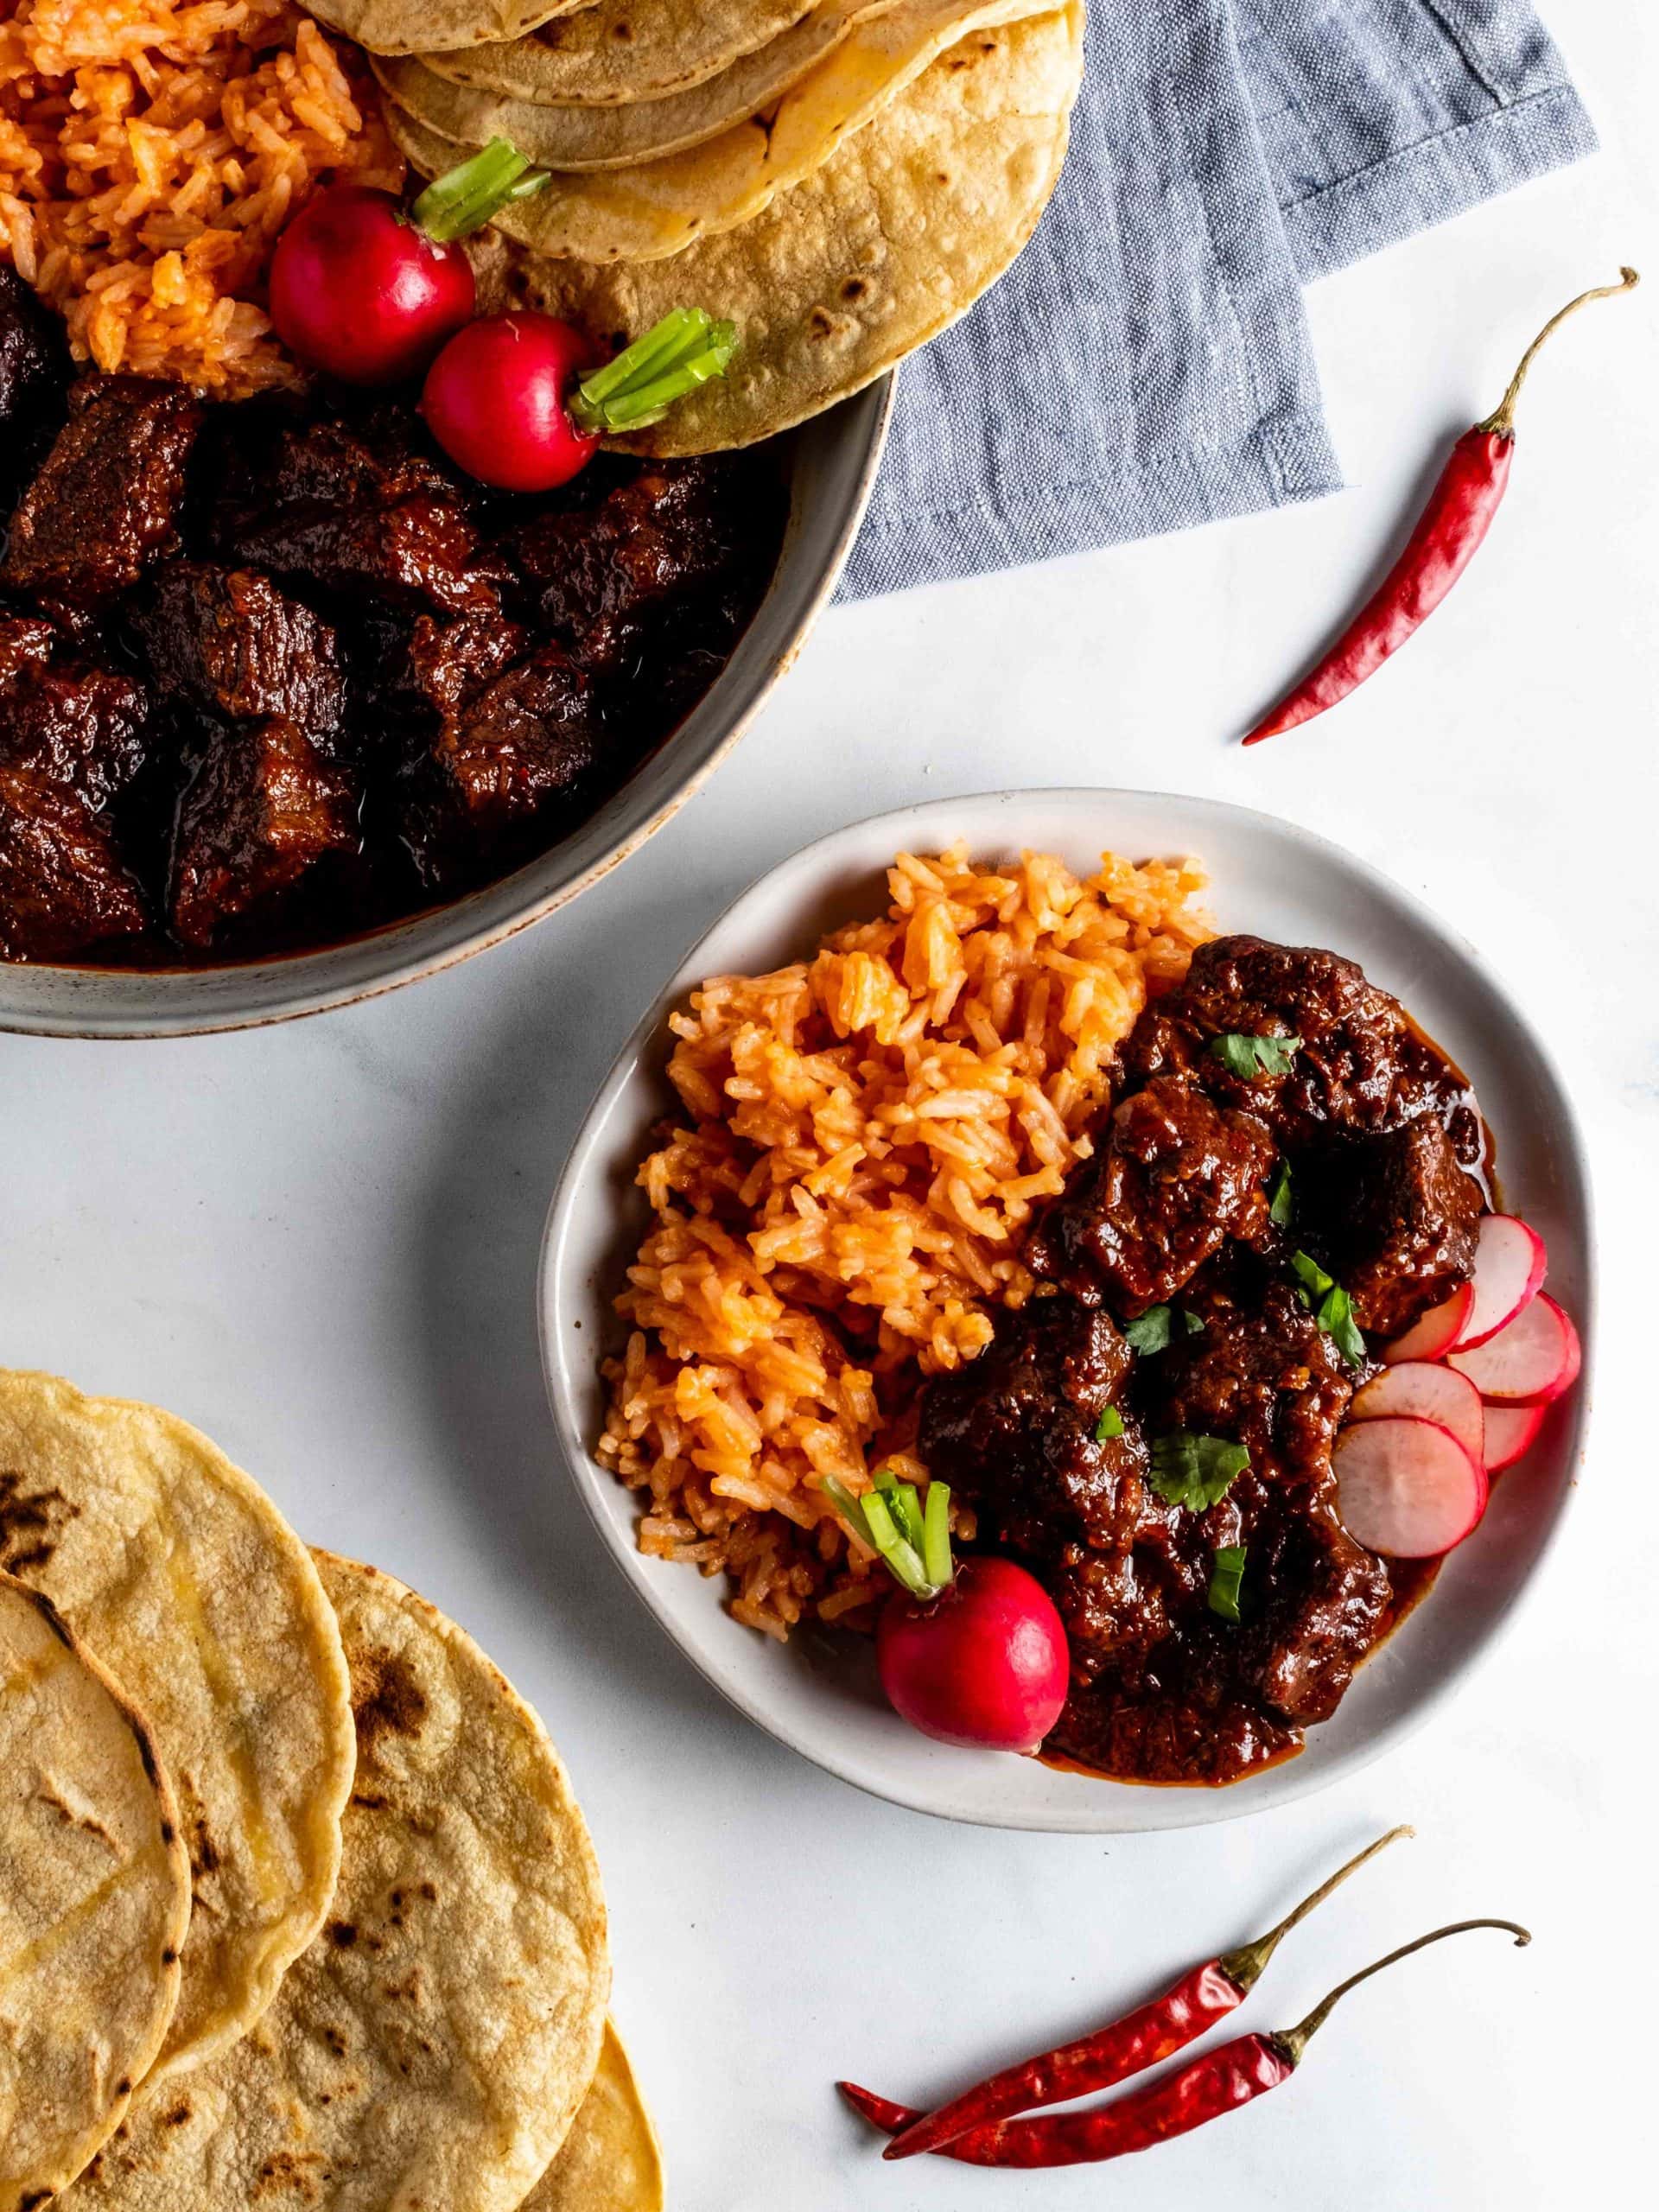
[1272,1917,1530,2068]
[1218,1825,1412,1992]
[1478,267,1639,437]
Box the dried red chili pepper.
[882,1825,1408,2160]
[1243,268,1639,747]
[841,1917,1529,2169]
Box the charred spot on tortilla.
[0,1467,80,1573]
[350,1644,429,1753]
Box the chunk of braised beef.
[0,269,69,497]
[219,416,499,619]
[0,654,149,810]
[379,606,529,721]
[1055,1677,1299,1787]
[0,611,56,693]
[919,1295,1143,1559]
[1149,1255,1356,1486]
[1301,1116,1483,1338]
[1233,1501,1391,1726]
[1027,1076,1277,1314]
[168,715,359,950]
[1129,936,1429,1141]
[0,763,148,960]
[507,461,748,673]
[0,376,200,614]
[397,642,600,893]
[128,565,344,738]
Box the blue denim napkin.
[839,0,1595,599]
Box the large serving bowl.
[0,378,893,1039]
[539,789,1594,1833]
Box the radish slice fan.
[1452,1215,1548,1351]
[1351,1363,1484,1465]
[1449,1293,1580,1406]
[1382,1281,1473,1365]
[1333,1417,1489,1558]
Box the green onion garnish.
[568,308,739,434]
[1147,1433,1250,1511]
[1208,1543,1247,1621]
[1291,1250,1367,1366]
[411,137,551,245]
[821,1473,951,1602]
[1210,1032,1303,1080]
[922,1480,953,1592]
[1094,1407,1124,1442]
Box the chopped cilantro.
[1290,1251,1367,1366]
[1210,1032,1303,1081]
[1208,1543,1248,1622]
[1123,1306,1174,1354]
[1147,1433,1250,1512]
[1094,1407,1125,1442]
[1183,1308,1205,1336]
[1268,1159,1294,1227]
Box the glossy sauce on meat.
[918,936,1489,1786]
[0,311,785,965]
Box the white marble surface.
[5,10,1656,2205]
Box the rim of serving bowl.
[537,787,1595,1831]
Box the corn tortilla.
[304,0,599,61]
[431,0,820,105]
[390,0,1057,264]
[0,1573,191,2211]
[378,0,903,173]
[66,1553,610,2212]
[0,1372,354,2088]
[469,4,1085,454]
[526,2021,664,2212]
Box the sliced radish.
[1351,1362,1484,1465]
[1448,1292,1580,1406]
[1452,1214,1548,1352]
[1482,1402,1547,1473]
[1334,1417,1489,1558]
[1382,1281,1473,1365]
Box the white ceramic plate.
[537,790,1593,1832]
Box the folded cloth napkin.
[839,0,1595,599]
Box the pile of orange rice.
[597,845,1213,1639]
[0,0,404,394]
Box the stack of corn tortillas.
[0,1371,660,2212]
[312,0,1087,452]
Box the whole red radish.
[270,138,549,385]
[421,312,600,492]
[422,303,740,491]
[877,1558,1069,1754]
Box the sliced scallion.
[922,1480,953,1592]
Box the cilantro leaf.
[1183,1308,1205,1336]
[1094,1407,1124,1442]
[1208,1543,1248,1622]
[1123,1306,1174,1354]
[1268,1159,1293,1227]
[1320,1285,1368,1367]
[1289,1251,1367,1366]
[1290,1249,1335,1306]
[1147,1433,1250,1512]
[1210,1032,1303,1081]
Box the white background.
[4,4,1656,2205]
